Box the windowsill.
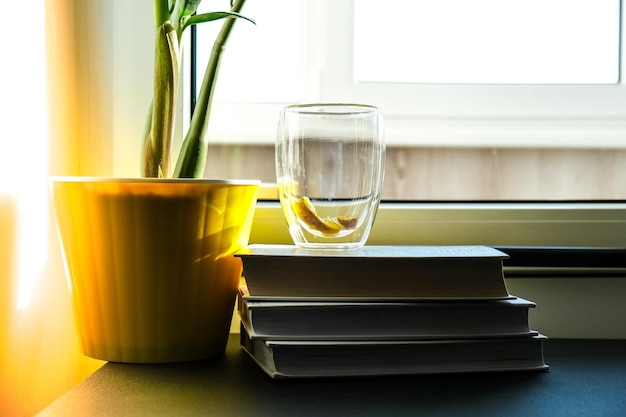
[38,335,626,417]
[250,200,626,248]
[251,198,626,276]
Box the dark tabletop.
[39,335,626,417]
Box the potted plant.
[50,0,259,363]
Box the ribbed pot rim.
[49,176,261,185]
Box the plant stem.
[143,22,179,177]
[154,0,170,27]
[173,0,248,178]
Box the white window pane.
[354,0,620,84]
[196,0,305,103]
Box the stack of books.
[235,244,549,379]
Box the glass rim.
[283,103,380,116]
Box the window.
[195,0,626,148]
[354,0,619,85]
[194,0,626,201]
[195,0,305,104]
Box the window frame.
[195,0,626,148]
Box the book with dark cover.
[240,326,549,379]
[236,245,510,298]
[238,287,535,340]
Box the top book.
[236,245,510,299]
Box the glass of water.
[276,103,385,249]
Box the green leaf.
[170,0,201,27]
[182,11,255,32]
[181,0,203,17]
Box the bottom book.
[241,326,549,379]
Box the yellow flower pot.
[49,178,259,363]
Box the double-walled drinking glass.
[276,103,385,249]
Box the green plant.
[143,0,254,178]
